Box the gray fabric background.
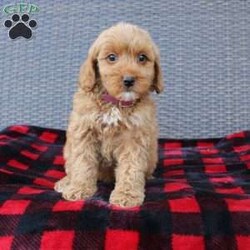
[0,0,249,138]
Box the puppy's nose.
[123,76,135,88]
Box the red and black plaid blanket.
[0,125,250,250]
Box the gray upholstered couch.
[0,0,249,138]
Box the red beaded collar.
[101,92,135,108]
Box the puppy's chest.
[99,106,122,127]
[97,106,141,129]
[96,107,124,160]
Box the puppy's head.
[79,23,164,101]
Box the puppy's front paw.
[62,185,97,201]
[61,184,97,201]
[109,189,145,208]
[62,186,96,201]
[54,176,70,193]
[55,176,97,201]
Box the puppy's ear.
[78,41,99,92]
[152,46,164,94]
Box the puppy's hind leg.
[55,128,99,201]
[54,131,74,192]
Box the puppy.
[54,22,164,207]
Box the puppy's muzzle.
[123,75,135,88]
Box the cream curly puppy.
[54,22,164,207]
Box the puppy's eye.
[137,54,148,63]
[106,54,118,62]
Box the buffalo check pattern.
[0,125,250,250]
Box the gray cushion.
[0,0,249,138]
